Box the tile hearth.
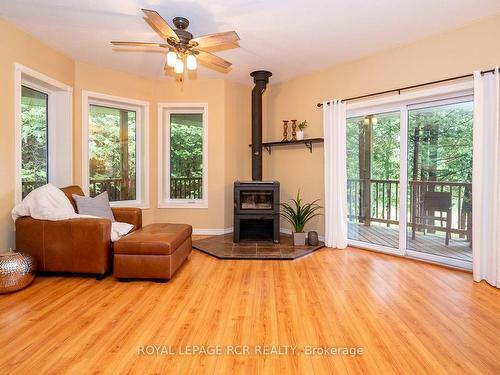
[193,233,324,260]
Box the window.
[158,103,208,208]
[345,81,473,269]
[88,105,137,202]
[82,91,149,207]
[15,64,73,203]
[169,114,203,199]
[21,86,49,198]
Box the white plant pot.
[296,130,304,140]
[292,232,307,246]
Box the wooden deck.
[348,223,472,262]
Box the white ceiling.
[1,0,500,84]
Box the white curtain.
[473,68,500,288]
[323,99,348,248]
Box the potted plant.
[280,191,322,246]
[296,120,308,140]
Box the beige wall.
[265,14,500,235]
[0,19,74,249]
[224,80,252,228]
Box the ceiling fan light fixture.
[174,59,184,74]
[112,10,238,77]
[167,51,177,67]
[187,54,197,70]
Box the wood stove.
[234,181,280,243]
[233,70,280,243]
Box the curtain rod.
[316,67,499,107]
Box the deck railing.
[89,178,136,201]
[21,179,137,201]
[88,177,203,200]
[170,177,203,199]
[22,177,203,201]
[90,177,203,201]
[24,178,469,237]
[347,179,472,238]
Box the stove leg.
[273,214,280,243]
[233,217,240,243]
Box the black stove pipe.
[250,70,272,181]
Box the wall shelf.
[249,138,324,154]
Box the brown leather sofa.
[15,185,142,278]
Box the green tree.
[169,113,203,199]
[21,86,48,197]
[170,114,203,179]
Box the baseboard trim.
[193,228,233,235]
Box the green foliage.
[298,120,308,131]
[21,86,48,188]
[170,114,203,179]
[372,115,400,180]
[87,105,137,200]
[346,102,473,183]
[280,191,322,233]
[408,101,473,182]
[88,105,136,181]
[347,113,400,180]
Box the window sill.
[110,200,149,209]
[158,200,208,209]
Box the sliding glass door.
[346,93,473,268]
[347,110,401,252]
[406,98,473,264]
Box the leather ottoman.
[113,223,192,282]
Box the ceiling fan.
[111,9,239,75]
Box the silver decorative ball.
[0,250,36,294]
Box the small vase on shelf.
[296,130,304,140]
[282,120,289,141]
[291,120,297,141]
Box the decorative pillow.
[72,191,115,222]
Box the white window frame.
[157,103,208,208]
[14,63,73,203]
[81,91,149,208]
[345,80,474,270]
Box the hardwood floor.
[0,242,499,374]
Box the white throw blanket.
[12,184,133,242]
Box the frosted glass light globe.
[167,51,177,67]
[174,59,184,74]
[187,54,197,70]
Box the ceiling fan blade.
[195,49,232,69]
[190,31,240,48]
[111,41,168,48]
[142,8,179,42]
